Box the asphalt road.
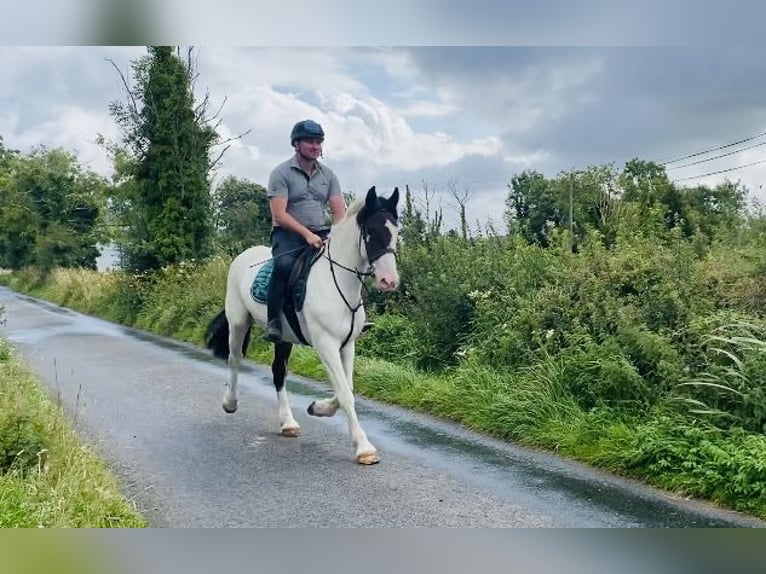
[1,286,763,527]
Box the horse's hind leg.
[222,317,250,414]
[273,342,300,437]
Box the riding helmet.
[291,119,325,145]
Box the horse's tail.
[204,309,254,360]
[205,309,231,360]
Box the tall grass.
[0,338,146,527]
[675,320,766,433]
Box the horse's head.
[357,186,400,292]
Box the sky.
[3,45,766,234]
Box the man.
[264,119,346,342]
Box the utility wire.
[664,140,766,170]
[658,130,766,166]
[670,158,766,182]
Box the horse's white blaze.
[371,220,399,292]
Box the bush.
[675,320,766,433]
[356,312,420,365]
[0,413,48,476]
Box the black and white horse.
[205,186,399,464]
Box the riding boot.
[264,318,282,343]
[265,270,286,343]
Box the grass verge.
[0,337,147,527]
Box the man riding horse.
[265,119,346,343]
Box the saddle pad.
[251,259,274,304]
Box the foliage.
[400,183,443,246]
[212,175,272,255]
[0,413,47,476]
[675,321,766,433]
[106,46,219,271]
[356,312,421,365]
[0,339,146,527]
[0,146,108,270]
[504,169,561,247]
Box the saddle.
[251,245,323,344]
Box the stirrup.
[264,319,282,343]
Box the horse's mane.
[343,195,366,220]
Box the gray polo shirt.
[267,155,342,231]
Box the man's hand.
[304,232,325,249]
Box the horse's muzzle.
[376,275,399,292]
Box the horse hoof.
[280,427,300,438]
[307,401,315,416]
[222,402,238,414]
[356,452,380,465]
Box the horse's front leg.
[311,337,378,464]
[305,340,356,417]
[273,342,300,437]
[340,340,356,390]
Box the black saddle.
[281,244,324,344]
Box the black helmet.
[291,119,325,145]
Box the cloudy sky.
[3,46,766,232]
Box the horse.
[204,186,400,464]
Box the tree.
[446,177,472,240]
[400,184,426,245]
[555,165,624,249]
[684,180,746,241]
[618,159,685,234]
[505,170,560,247]
[0,146,106,270]
[212,176,272,255]
[107,46,223,271]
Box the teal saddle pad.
[251,259,274,304]
[250,247,315,313]
[250,258,310,311]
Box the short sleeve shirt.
[267,155,342,231]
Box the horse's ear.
[365,186,377,211]
[389,187,399,207]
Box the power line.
[664,140,766,170]
[658,130,766,166]
[670,158,766,182]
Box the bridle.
[324,211,398,348]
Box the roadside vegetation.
[0,336,146,527]
[2,46,766,521]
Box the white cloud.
[2,45,766,229]
[2,104,118,175]
[503,150,552,169]
[396,100,458,118]
[319,91,501,169]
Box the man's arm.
[329,194,346,223]
[327,171,345,223]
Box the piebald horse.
[205,186,400,464]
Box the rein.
[247,245,307,268]
[325,237,369,349]
[324,224,397,349]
